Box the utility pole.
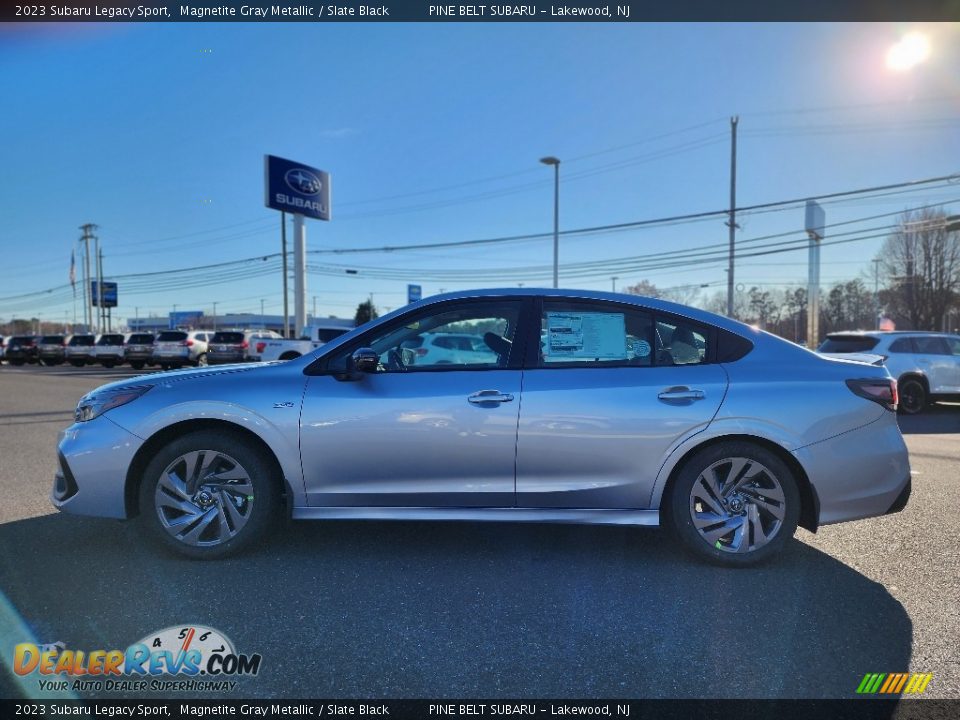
[79,224,97,332]
[281,211,290,338]
[873,258,882,330]
[97,245,105,332]
[213,302,218,331]
[726,116,739,318]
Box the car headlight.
[75,385,153,423]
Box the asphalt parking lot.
[0,363,958,700]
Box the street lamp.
[261,299,265,330]
[540,156,561,288]
[611,276,618,293]
[213,302,217,331]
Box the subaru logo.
[285,168,323,196]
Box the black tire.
[102,361,115,369]
[40,358,55,367]
[70,360,84,368]
[11,360,24,366]
[195,353,208,367]
[279,352,301,361]
[667,441,800,567]
[130,361,145,370]
[897,377,927,415]
[160,364,171,371]
[138,430,281,559]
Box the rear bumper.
[792,415,911,526]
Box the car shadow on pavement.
[0,514,911,703]
[897,403,960,435]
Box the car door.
[299,298,532,507]
[515,299,727,509]
[912,335,954,392]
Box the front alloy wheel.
[669,442,800,566]
[140,430,279,558]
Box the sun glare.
[886,31,932,72]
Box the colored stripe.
[856,674,874,694]
[917,674,933,693]
[893,674,909,693]
[879,674,896,693]
[869,674,886,694]
[905,674,920,693]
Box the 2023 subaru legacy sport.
[53,289,911,566]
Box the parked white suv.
[152,330,212,369]
[400,332,498,366]
[819,331,960,414]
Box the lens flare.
[886,32,931,72]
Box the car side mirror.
[351,347,379,374]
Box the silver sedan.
[53,289,911,566]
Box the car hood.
[82,362,282,397]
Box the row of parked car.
[0,329,283,369]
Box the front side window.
[334,301,521,373]
[913,336,950,355]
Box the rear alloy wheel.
[669,442,800,567]
[196,353,208,367]
[897,378,927,415]
[139,430,280,559]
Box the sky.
[1,21,959,326]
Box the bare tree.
[877,208,960,330]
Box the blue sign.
[169,310,203,329]
[408,284,422,304]
[91,281,118,308]
[264,155,331,221]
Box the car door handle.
[468,390,515,404]
[658,387,705,401]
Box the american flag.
[69,249,76,294]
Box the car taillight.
[184,339,193,347]
[256,342,266,353]
[241,341,249,349]
[846,378,898,412]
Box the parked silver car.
[53,289,910,565]
[819,331,960,414]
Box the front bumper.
[792,415,911,526]
[53,416,144,519]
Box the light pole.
[260,299,265,330]
[611,276,618,293]
[540,156,560,288]
[213,302,218,331]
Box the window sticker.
[634,339,651,358]
[544,312,628,360]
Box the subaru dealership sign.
[264,155,331,221]
[91,281,118,308]
[407,284,422,304]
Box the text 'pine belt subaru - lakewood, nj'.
[53,289,910,566]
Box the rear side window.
[537,301,710,368]
[818,336,880,353]
[156,331,187,342]
[69,336,95,346]
[128,334,154,344]
[97,334,124,345]
[316,328,349,343]
[212,332,245,344]
[40,336,64,344]
[11,336,35,344]
[888,338,914,353]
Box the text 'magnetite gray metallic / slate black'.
[53,288,911,566]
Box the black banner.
[2,700,960,720]
[2,1,959,23]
